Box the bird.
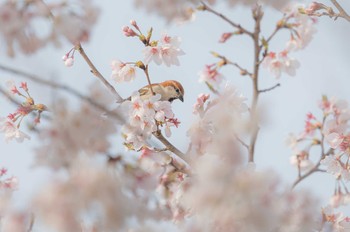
[128,80,184,102]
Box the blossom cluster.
[0,0,99,57]
[262,4,317,79]
[188,86,248,155]
[288,96,350,182]
[122,92,179,151]
[0,81,47,142]
[288,96,350,230]
[34,82,117,170]
[143,33,185,67]
[109,21,184,83]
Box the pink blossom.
[321,156,342,178]
[0,118,30,143]
[122,92,177,149]
[193,93,210,115]
[326,132,344,149]
[143,34,184,66]
[64,57,74,67]
[263,51,300,78]
[198,64,224,89]
[143,46,162,65]
[111,60,136,83]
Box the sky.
[1,0,350,212]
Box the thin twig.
[0,64,123,122]
[330,0,350,21]
[258,83,281,93]
[291,166,324,189]
[200,1,254,37]
[144,65,155,95]
[27,213,35,232]
[235,134,249,151]
[292,119,332,189]
[75,43,123,103]
[213,53,253,77]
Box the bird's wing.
[138,86,151,96]
[138,84,160,96]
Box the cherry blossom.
[33,82,116,169]
[0,118,30,143]
[122,92,179,150]
[198,64,224,89]
[111,60,136,83]
[143,34,185,67]
[0,0,100,57]
[262,51,300,79]
[193,93,210,115]
[284,3,317,51]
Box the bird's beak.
[179,95,184,102]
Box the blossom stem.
[144,65,155,95]
[75,43,124,103]
[213,53,253,77]
[200,1,254,37]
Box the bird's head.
[160,80,184,102]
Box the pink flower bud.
[62,54,68,61]
[305,2,325,14]
[219,32,233,43]
[20,82,28,91]
[64,57,74,67]
[11,86,19,95]
[122,26,137,37]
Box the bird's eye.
[175,88,180,93]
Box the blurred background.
[0,0,350,210]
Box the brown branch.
[213,53,253,77]
[248,5,263,163]
[0,64,123,122]
[330,0,350,21]
[200,1,254,37]
[152,130,188,163]
[75,43,123,103]
[291,165,324,189]
[258,83,281,93]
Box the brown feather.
[161,80,184,96]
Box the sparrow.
[129,80,184,102]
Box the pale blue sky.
[1,0,350,212]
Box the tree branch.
[200,1,254,37]
[330,0,350,21]
[248,5,263,163]
[0,64,123,122]
[75,43,124,103]
[153,130,186,160]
